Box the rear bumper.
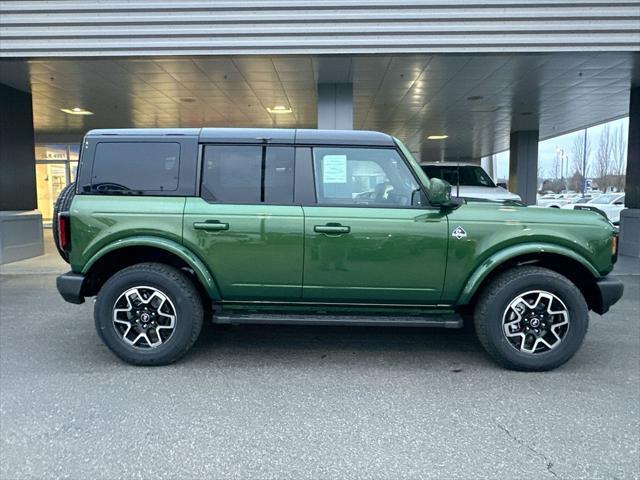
[593,276,624,315]
[56,272,86,304]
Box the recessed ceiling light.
[61,107,93,115]
[266,105,292,114]
[427,135,448,140]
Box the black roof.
[86,128,395,147]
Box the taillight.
[58,212,71,251]
[611,234,619,263]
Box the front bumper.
[56,272,86,304]
[593,276,624,315]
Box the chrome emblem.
[452,226,467,240]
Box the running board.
[213,313,463,328]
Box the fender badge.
[452,226,467,240]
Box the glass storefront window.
[69,144,80,161]
[70,161,79,182]
[35,163,67,222]
[34,143,80,224]
[35,144,69,161]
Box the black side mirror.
[429,178,452,205]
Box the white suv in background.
[421,162,521,202]
[562,193,626,224]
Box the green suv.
[55,128,623,370]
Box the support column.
[619,86,640,257]
[508,130,539,205]
[317,83,353,130]
[0,83,43,264]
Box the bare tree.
[594,124,614,192]
[569,131,591,193]
[551,149,561,180]
[611,125,627,191]
[537,163,547,181]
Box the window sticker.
[322,155,348,183]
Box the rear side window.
[91,142,180,193]
[201,145,294,204]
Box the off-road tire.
[474,266,589,371]
[94,263,204,366]
[52,182,76,263]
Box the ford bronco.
[55,128,623,370]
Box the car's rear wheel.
[474,266,589,371]
[94,263,203,366]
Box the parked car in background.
[421,162,521,202]
[562,193,626,224]
[538,192,580,208]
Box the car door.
[606,194,626,223]
[301,146,448,305]
[183,144,304,301]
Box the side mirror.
[429,177,452,206]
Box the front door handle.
[314,224,351,235]
[193,221,229,232]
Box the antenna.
[456,156,461,198]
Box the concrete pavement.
[0,233,638,479]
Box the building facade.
[1,1,639,261]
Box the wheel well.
[463,253,600,313]
[83,246,211,310]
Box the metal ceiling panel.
[1,52,638,160]
[1,1,639,57]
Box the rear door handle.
[193,221,229,231]
[314,224,351,235]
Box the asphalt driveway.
[0,247,638,479]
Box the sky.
[492,116,629,181]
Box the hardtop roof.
[85,128,395,147]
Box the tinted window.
[264,147,295,204]
[422,165,495,188]
[201,145,294,204]
[91,142,180,193]
[313,147,419,206]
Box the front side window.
[201,145,294,204]
[313,147,420,206]
[91,142,180,193]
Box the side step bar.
[213,313,463,328]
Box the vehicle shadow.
[186,320,492,370]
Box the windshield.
[422,165,496,188]
[588,194,623,205]
[393,137,431,189]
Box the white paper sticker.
[322,155,348,183]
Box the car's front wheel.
[94,263,204,366]
[474,266,589,371]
